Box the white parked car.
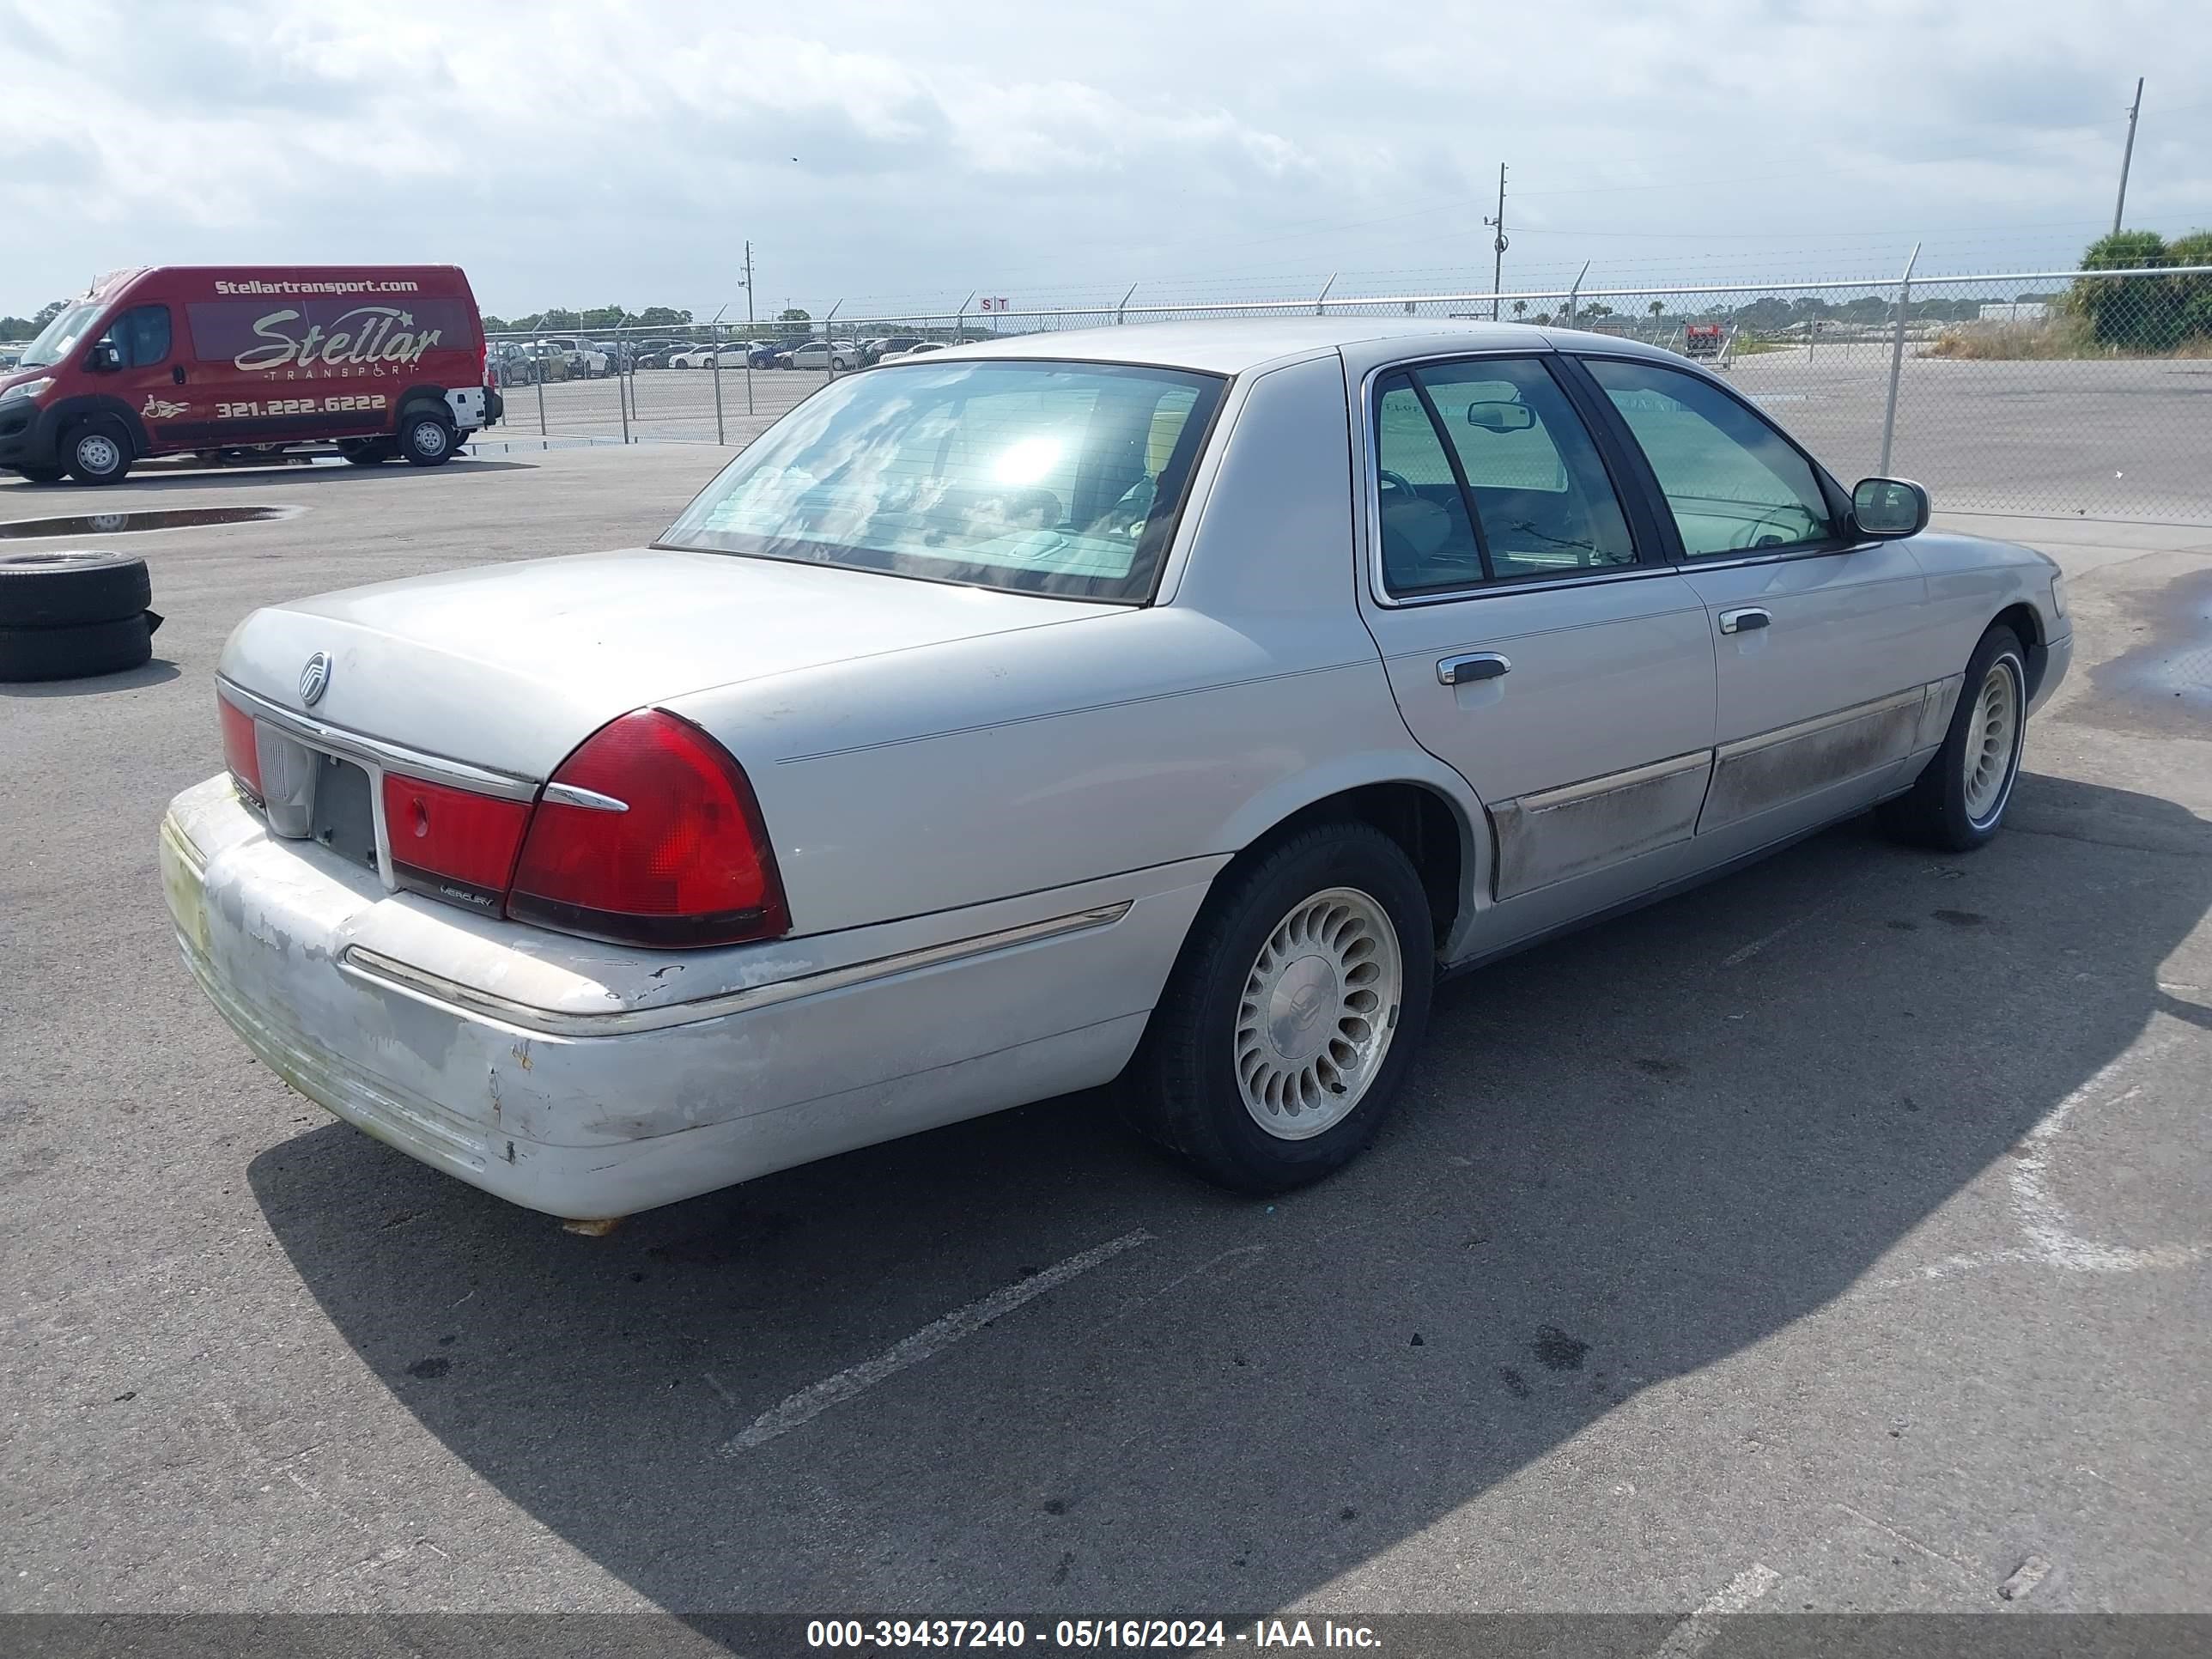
[877,341,951,365]
[538,337,610,377]
[666,343,742,368]
[787,339,859,371]
[162,319,2069,1225]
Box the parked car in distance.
[876,340,950,365]
[744,340,782,369]
[864,335,924,366]
[163,319,2069,1225]
[629,339,684,368]
[1,263,498,483]
[539,337,610,377]
[598,340,635,374]
[787,339,859,371]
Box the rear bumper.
[159,775,1210,1219]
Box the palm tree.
[1511,300,1527,319]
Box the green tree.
[2164,230,2212,343]
[32,300,67,329]
[1511,300,1527,319]
[776,306,811,343]
[636,306,692,327]
[2069,230,2172,348]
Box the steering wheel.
[1734,504,1812,550]
[1376,469,1419,497]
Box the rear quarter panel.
[661,352,1483,939]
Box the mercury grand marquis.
[160,318,2072,1222]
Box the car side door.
[1571,354,1948,845]
[1352,352,1718,947]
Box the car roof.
[916,316,1680,375]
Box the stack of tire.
[0,550,161,681]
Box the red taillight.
[381,773,532,913]
[219,694,264,801]
[506,709,789,948]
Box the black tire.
[1123,821,1435,1194]
[0,613,155,682]
[15,464,65,484]
[63,417,133,485]
[337,439,395,466]
[0,550,152,627]
[1877,623,2027,852]
[397,408,455,468]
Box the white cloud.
[2,0,2206,319]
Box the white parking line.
[1648,1563,1781,1657]
[1870,1025,2206,1290]
[720,1230,1154,1455]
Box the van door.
[88,303,208,453]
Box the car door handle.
[1437,653,1510,686]
[172,365,186,385]
[1717,607,1771,635]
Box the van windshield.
[658,359,1224,603]
[20,302,106,368]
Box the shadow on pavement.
[248,773,2209,1616]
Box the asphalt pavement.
[2,448,2207,1628]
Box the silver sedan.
[160,319,2071,1223]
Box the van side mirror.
[1466,399,1534,433]
[1850,477,1929,538]
[87,342,122,373]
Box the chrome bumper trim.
[341,902,1134,1038]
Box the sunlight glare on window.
[992,434,1065,486]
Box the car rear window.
[658,360,1226,602]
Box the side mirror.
[1850,477,1929,538]
[87,342,122,373]
[1466,399,1535,433]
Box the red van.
[0,265,501,484]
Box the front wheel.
[1877,623,2027,851]
[397,409,455,467]
[1123,822,1433,1193]
[64,418,133,485]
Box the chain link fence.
[481,262,2212,524]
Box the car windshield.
[20,301,106,368]
[659,359,1224,602]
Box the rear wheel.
[397,408,455,467]
[64,418,133,485]
[1123,822,1434,1193]
[1877,623,2027,852]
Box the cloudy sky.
[3,0,2206,321]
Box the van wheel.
[397,409,455,467]
[1123,822,1434,1194]
[64,418,133,485]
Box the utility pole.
[1485,163,1509,321]
[741,240,757,327]
[2112,77,2145,235]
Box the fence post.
[1878,242,1920,477]
[617,318,632,446]
[1315,273,1336,318]
[709,307,726,446]
[1566,260,1589,326]
[534,362,547,438]
[826,301,843,380]
[1116,282,1137,325]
